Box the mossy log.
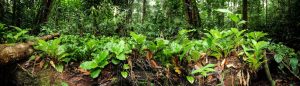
[0,33,60,65]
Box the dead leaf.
[200,53,206,58]
[39,60,45,68]
[165,68,170,79]
[35,55,41,62]
[150,60,162,68]
[146,51,153,60]
[78,67,90,75]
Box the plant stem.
[263,51,275,86]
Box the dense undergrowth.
[2,18,300,85]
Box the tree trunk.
[217,0,225,27]
[183,0,201,27]
[12,0,21,27]
[33,0,54,35]
[0,0,4,20]
[0,33,60,65]
[142,0,147,23]
[242,0,248,29]
[265,0,267,26]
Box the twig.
[17,64,34,77]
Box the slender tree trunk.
[242,0,248,29]
[142,0,147,23]
[207,0,212,27]
[183,0,201,27]
[126,0,134,24]
[0,1,3,19]
[218,0,225,27]
[265,0,268,26]
[33,0,54,35]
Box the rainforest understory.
[0,0,300,86]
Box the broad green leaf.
[111,45,123,55]
[130,32,146,44]
[80,61,98,70]
[116,54,126,60]
[229,14,240,23]
[247,32,268,41]
[87,39,97,50]
[123,64,130,70]
[94,51,109,63]
[186,76,195,84]
[254,41,269,51]
[112,59,120,65]
[274,54,283,63]
[121,71,128,78]
[290,58,298,71]
[98,61,109,68]
[90,68,101,78]
[209,30,222,39]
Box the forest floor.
[0,53,299,86]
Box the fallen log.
[0,33,60,65]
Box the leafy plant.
[242,40,269,70]
[215,9,246,26]
[186,76,195,84]
[130,32,146,45]
[191,64,216,77]
[80,51,110,78]
[35,38,69,72]
[269,43,300,77]
[0,24,33,43]
[106,40,132,62]
[121,64,130,78]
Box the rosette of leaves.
[35,38,69,72]
[202,29,236,59]
[80,51,110,78]
[242,40,269,71]
[106,40,132,64]
[187,64,216,84]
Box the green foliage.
[269,43,300,75]
[246,32,268,41]
[202,28,246,59]
[35,38,69,72]
[121,64,130,78]
[186,76,195,84]
[80,51,109,78]
[121,71,128,78]
[130,32,146,45]
[0,24,33,43]
[215,9,246,27]
[191,64,215,77]
[106,40,131,61]
[242,40,269,70]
